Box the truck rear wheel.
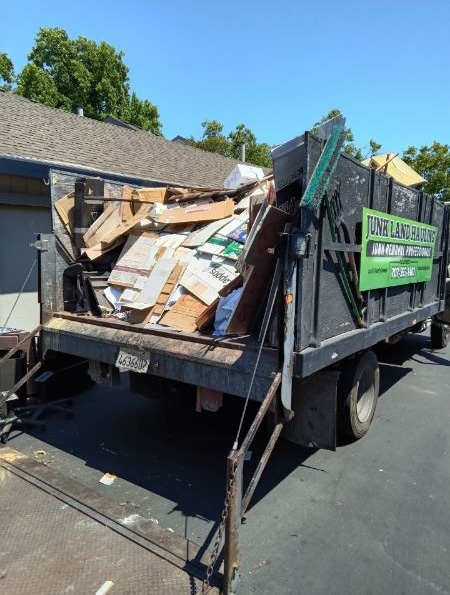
[338,350,379,441]
[430,320,450,349]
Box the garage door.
[0,204,52,331]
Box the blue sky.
[1,0,449,155]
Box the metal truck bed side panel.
[42,315,278,401]
[272,133,449,356]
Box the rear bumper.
[41,315,278,401]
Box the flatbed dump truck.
[1,123,449,594]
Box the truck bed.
[42,312,278,401]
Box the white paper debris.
[99,473,116,486]
[104,286,122,309]
[95,581,114,595]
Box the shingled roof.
[0,91,264,188]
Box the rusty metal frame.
[223,372,283,595]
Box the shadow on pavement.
[13,328,445,533]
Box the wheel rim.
[356,367,375,423]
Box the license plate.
[115,350,150,373]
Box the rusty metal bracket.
[223,372,283,595]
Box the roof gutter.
[0,152,185,188]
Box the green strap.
[301,125,347,211]
[324,193,364,327]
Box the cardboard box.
[223,164,264,189]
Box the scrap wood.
[159,198,234,225]
[119,186,135,220]
[375,152,399,173]
[166,175,274,203]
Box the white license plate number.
[115,350,150,373]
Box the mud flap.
[436,291,450,324]
[283,370,338,451]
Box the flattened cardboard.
[130,258,178,309]
[182,217,232,248]
[54,193,75,236]
[198,236,242,261]
[226,205,290,334]
[101,203,153,244]
[195,274,242,331]
[82,237,125,261]
[159,198,234,225]
[108,232,159,288]
[152,263,185,317]
[159,293,207,332]
[83,203,122,248]
[179,269,219,305]
[134,187,167,204]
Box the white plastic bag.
[212,288,243,337]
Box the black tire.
[338,350,379,441]
[430,320,450,349]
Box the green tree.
[403,143,450,201]
[193,120,230,156]
[228,123,272,167]
[368,139,382,157]
[124,92,162,135]
[192,120,272,167]
[15,27,162,133]
[16,64,59,106]
[313,109,383,161]
[0,52,14,91]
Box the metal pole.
[240,143,246,162]
[223,450,244,595]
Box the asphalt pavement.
[8,329,450,595]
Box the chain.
[201,458,238,594]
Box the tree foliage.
[191,120,272,167]
[313,108,382,161]
[403,143,450,201]
[0,52,14,91]
[14,27,162,134]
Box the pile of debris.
[55,167,289,337]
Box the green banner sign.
[359,207,438,291]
